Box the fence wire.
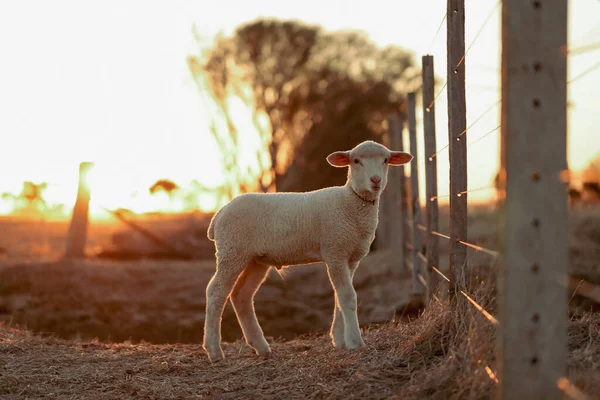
[393,1,596,399]
[568,61,600,84]
[454,0,502,71]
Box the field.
[0,208,599,398]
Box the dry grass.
[1,291,599,400]
[0,208,598,398]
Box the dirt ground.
[0,207,598,398]
[1,300,598,399]
[0,208,598,344]
[0,253,417,344]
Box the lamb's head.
[327,141,413,201]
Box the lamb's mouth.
[372,185,381,192]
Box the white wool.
[203,140,413,362]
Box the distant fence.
[376,1,594,399]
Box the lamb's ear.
[327,151,351,167]
[388,151,413,165]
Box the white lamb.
[203,140,413,362]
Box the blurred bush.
[189,18,418,196]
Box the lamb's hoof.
[205,347,225,363]
[345,338,366,350]
[332,339,346,349]
[256,347,272,359]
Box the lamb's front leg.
[329,262,359,349]
[330,300,346,349]
[326,261,365,350]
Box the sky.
[0,0,598,217]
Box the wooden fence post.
[408,93,426,298]
[422,55,440,294]
[446,0,468,300]
[398,117,410,272]
[65,162,94,259]
[387,114,407,274]
[376,182,390,249]
[498,0,568,398]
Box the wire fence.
[376,0,600,399]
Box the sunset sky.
[0,0,598,217]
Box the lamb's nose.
[371,176,382,184]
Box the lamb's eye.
[354,159,360,164]
[384,158,388,164]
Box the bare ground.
[1,298,598,399]
[0,208,599,398]
[0,252,415,344]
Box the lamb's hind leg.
[203,257,244,362]
[230,261,272,358]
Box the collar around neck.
[350,187,376,206]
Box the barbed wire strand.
[430,120,501,161]
[425,229,500,259]
[426,81,448,112]
[428,143,450,161]
[568,61,600,84]
[467,125,501,147]
[426,263,499,326]
[431,186,496,201]
[414,271,443,306]
[457,240,500,258]
[457,186,496,197]
[432,266,450,282]
[460,290,499,326]
[417,273,428,288]
[485,366,499,384]
[431,231,451,240]
[428,13,448,54]
[454,0,502,71]
[563,41,600,56]
[430,193,451,201]
[557,377,592,400]
[457,100,501,138]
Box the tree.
[1,181,66,218]
[188,19,417,199]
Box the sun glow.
[0,0,597,221]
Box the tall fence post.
[65,162,94,259]
[446,0,468,300]
[422,55,440,294]
[376,179,390,250]
[408,93,427,298]
[498,0,568,398]
[398,117,410,273]
[387,114,407,275]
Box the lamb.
[203,140,413,362]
